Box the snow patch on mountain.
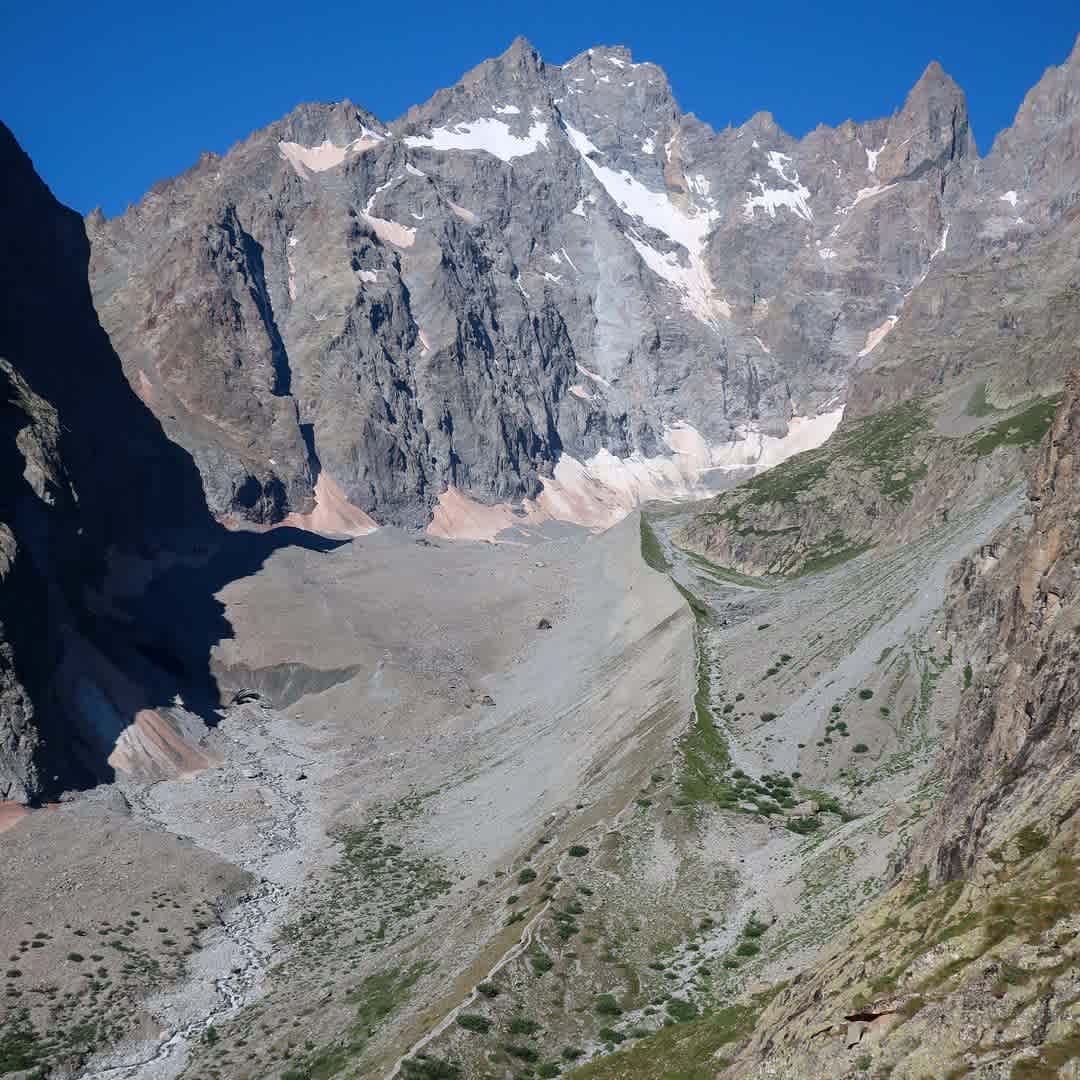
[533,410,845,530]
[858,315,899,357]
[278,133,383,176]
[564,123,726,327]
[362,185,417,248]
[576,362,612,389]
[744,151,813,223]
[627,234,724,325]
[866,139,887,173]
[447,201,478,224]
[404,118,549,162]
[428,409,845,538]
[836,183,896,216]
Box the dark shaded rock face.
[0,123,339,803]
[0,120,207,800]
[87,37,985,528]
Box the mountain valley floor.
[0,487,1026,1079]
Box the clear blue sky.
[3,0,1076,217]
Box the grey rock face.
[87,36,987,527]
[680,34,1080,575]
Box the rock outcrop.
[930,368,1080,879]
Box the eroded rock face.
[88,37,983,528]
[930,369,1080,878]
[717,375,1080,1079]
[678,35,1080,577]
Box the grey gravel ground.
[2,514,690,1080]
[0,492,1022,1079]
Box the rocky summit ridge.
[87,35,992,533]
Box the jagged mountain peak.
[80,34,1080,535]
[562,43,645,69]
[457,34,546,88]
[998,30,1080,140]
[274,99,388,148]
[901,59,970,126]
[908,58,959,94]
[974,32,1080,234]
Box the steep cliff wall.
[716,374,1080,1078]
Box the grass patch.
[400,1054,462,1078]
[970,397,1060,456]
[594,994,622,1017]
[796,534,875,577]
[639,515,672,573]
[284,964,427,1079]
[0,1011,42,1074]
[676,585,740,809]
[456,1014,492,1034]
[508,1017,542,1036]
[665,998,698,1022]
[673,581,711,624]
[679,548,771,589]
[532,949,555,976]
[568,989,782,1079]
[1015,825,1049,859]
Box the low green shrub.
[509,1017,542,1035]
[456,1014,492,1034]
[666,998,698,1022]
[594,993,622,1016]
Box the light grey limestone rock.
[86,37,996,527]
